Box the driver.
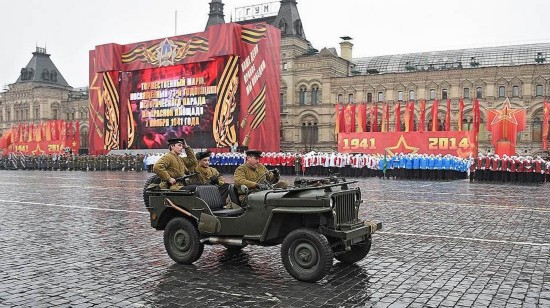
[153,138,198,191]
[234,149,286,206]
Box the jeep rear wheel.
[334,236,371,264]
[281,228,333,282]
[164,217,204,264]
[143,174,161,208]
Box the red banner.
[3,120,80,155]
[394,102,401,132]
[338,131,478,158]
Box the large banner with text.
[89,23,280,154]
[338,131,478,158]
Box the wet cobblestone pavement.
[0,171,549,307]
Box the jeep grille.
[332,191,359,227]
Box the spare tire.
[143,174,161,208]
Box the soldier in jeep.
[234,149,287,206]
[189,150,230,202]
[153,138,198,191]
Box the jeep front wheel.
[164,217,204,264]
[334,236,371,264]
[281,228,333,282]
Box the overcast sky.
[2,0,549,89]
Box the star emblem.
[156,38,178,67]
[385,135,419,156]
[489,98,524,126]
[31,144,45,155]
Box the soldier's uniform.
[234,149,282,206]
[153,139,197,190]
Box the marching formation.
[470,154,550,183]
[1,151,549,183]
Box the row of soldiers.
[2,151,549,183]
[470,154,550,183]
[0,153,147,171]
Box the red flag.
[543,100,549,151]
[409,101,415,131]
[458,97,465,131]
[334,103,343,134]
[431,99,439,131]
[372,102,378,132]
[395,102,401,132]
[344,103,355,133]
[381,102,389,132]
[356,102,366,133]
[445,99,451,131]
[419,99,426,132]
[404,102,411,132]
[473,99,480,134]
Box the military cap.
[167,138,185,146]
[196,151,212,160]
[245,149,263,158]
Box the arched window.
[299,86,307,106]
[498,86,505,98]
[409,90,415,100]
[536,84,543,96]
[532,117,542,141]
[311,85,319,105]
[300,116,318,151]
[80,126,89,149]
[429,89,436,100]
[52,103,60,120]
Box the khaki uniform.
[234,163,276,194]
[153,147,197,190]
[190,165,225,185]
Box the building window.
[80,126,89,149]
[536,84,543,96]
[397,91,403,101]
[498,86,505,98]
[532,118,542,141]
[442,89,448,100]
[337,94,343,103]
[34,106,39,119]
[311,85,319,105]
[348,94,354,103]
[299,86,307,105]
[512,85,519,97]
[463,88,470,99]
[377,92,384,102]
[476,87,483,99]
[301,122,318,151]
[367,93,373,103]
[429,89,436,100]
[6,110,10,121]
[282,62,287,70]
[409,90,415,100]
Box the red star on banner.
[31,144,45,155]
[489,98,524,125]
[386,135,419,156]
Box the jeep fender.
[260,207,332,242]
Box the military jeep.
[144,175,382,282]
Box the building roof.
[352,43,550,75]
[15,47,70,87]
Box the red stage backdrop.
[338,131,477,158]
[89,23,281,154]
